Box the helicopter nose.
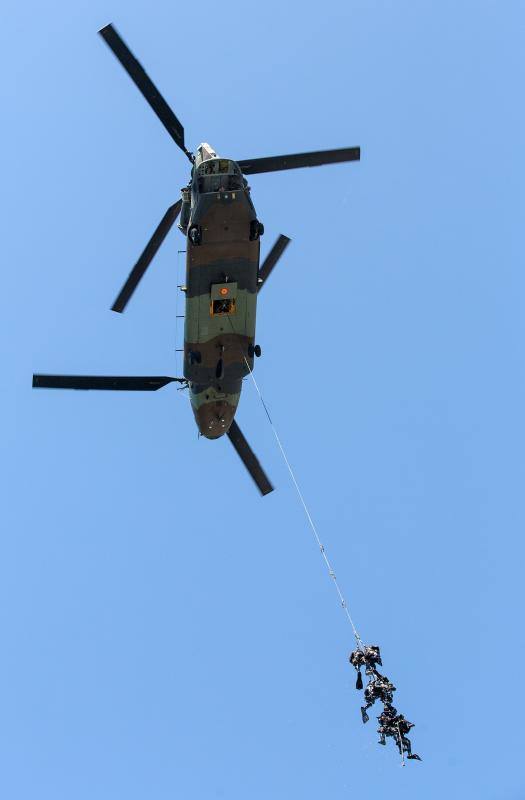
[195,399,236,439]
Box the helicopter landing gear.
[248,344,262,358]
[249,220,264,241]
[188,225,202,245]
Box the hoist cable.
[242,356,363,648]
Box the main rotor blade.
[99,23,192,159]
[33,375,184,391]
[258,234,291,291]
[112,200,182,313]
[227,420,274,496]
[238,147,360,175]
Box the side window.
[210,283,238,316]
[211,298,236,316]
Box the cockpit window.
[200,159,232,176]
[198,174,243,193]
[196,159,243,193]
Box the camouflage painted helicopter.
[33,23,360,495]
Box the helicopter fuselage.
[32,24,359,496]
[182,146,263,439]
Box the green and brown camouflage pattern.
[182,147,261,439]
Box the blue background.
[2,0,524,797]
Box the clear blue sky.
[2,0,524,797]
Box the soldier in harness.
[377,705,421,761]
[360,674,396,723]
[349,644,382,689]
[377,704,398,746]
[393,713,421,761]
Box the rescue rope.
[242,355,363,648]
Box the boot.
[356,671,363,690]
[360,707,369,724]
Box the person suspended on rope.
[349,644,382,689]
[393,713,421,761]
[360,674,396,723]
[377,703,398,745]
[377,705,421,761]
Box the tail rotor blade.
[32,375,184,391]
[99,23,192,160]
[238,147,360,175]
[227,420,274,496]
[112,200,181,313]
[258,234,291,291]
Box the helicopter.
[33,23,360,496]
